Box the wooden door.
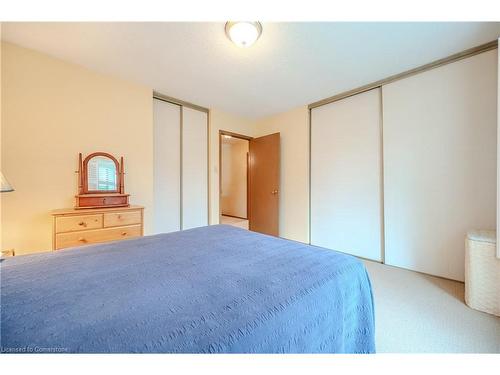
[249,133,280,236]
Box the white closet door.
[311,88,383,261]
[383,50,497,281]
[497,40,500,259]
[153,99,181,233]
[182,107,208,229]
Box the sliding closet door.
[182,107,208,229]
[497,40,500,259]
[153,99,181,233]
[383,50,497,281]
[311,88,383,261]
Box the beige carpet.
[220,215,249,230]
[363,260,500,353]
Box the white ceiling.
[2,22,500,119]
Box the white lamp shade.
[225,22,262,48]
[1,172,14,192]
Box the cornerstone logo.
[1,346,69,353]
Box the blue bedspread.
[1,225,375,353]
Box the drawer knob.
[78,237,87,242]
[121,232,127,236]
[78,221,86,226]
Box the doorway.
[219,131,250,230]
[219,130,281,236]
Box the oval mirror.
[85,154,118,192]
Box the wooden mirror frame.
[78,152,124,195]
[75,152,129,209]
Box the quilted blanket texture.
[1,225,375,353]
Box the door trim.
[308,40,498,109]
[154,91,209,113]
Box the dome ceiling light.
[225,22,262,48]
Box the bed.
[1,225,375,353]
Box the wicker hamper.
[465,230,500,317]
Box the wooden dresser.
[51,205,144,250]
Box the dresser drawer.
[55,214,103,233]
[104,210,142,228]
[77,195,128,208]
[55,225,142,250]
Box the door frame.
[219,130,253,222]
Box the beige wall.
[221,137,249,218]
[208,108,256,225]
[0,24,3,254]
[254,106,309,243]
[1,42,154,255]
[1,42,311,255]
[210,106,310,243]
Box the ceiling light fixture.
[225,22,262,48]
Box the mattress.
[1,225,375,353]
